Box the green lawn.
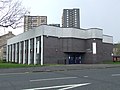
[102,61,120,64]
[0,61,63,68]
[0,60,120,69]
[0,61,42,68]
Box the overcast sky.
[1,0,120,43]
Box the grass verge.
[102,61,120,64]
[0,60,64,68]
[0,61,42,69]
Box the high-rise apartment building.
[62,8,80,28]
[24,16,47,32]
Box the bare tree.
[0,0,28,29]
[115,43,120,55]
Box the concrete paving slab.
[0,64,120,74]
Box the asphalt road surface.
[0,67,120,90]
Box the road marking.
[83,76,88,78]
[22,83,91,90]
[30,77,77,82]
[112,74,120,77]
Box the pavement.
[0,64,120,74]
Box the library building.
[7,25,113,65]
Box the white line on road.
[112,74,120,77]
[22,83,91,90]
[30,77,78,82]
[58,83,90,90]
[83,76,88,78]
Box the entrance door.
[69,56,75,64]
[68,54,82,64]
[75,56,82,64]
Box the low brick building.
[7,25,113,65]
[0,31,15,60]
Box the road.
[0,67,120,90]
